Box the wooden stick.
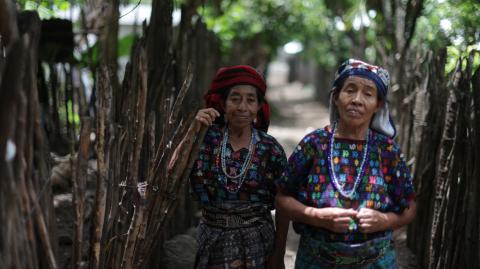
[27,178,58,269]
[90,66,112,269]
[121,201,146,269]
[120,46,148,269]
[72,118,91,268]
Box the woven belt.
[300,232,393,266]
[312,243,387,265]
[201,203,271,228]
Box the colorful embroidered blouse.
[190,124,287,209]
[279,126,415,242]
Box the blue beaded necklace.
[328,122,370,199]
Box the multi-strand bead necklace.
[327,122,370,199]
[219,126,255,193]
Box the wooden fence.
[393,49,480,269]
[0,0,221,267]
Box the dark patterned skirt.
[295,231,396,269]
[195,202,275,269]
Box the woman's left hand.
[356,207,389,233]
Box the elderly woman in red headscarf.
[170,65,289,269]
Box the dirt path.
[266,62,329,157]
[265,61,417,269]
[266,61,329,268]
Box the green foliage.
[414,0,480,49]
[18,0,144,18]
[199,0,395,67]
[117,34,137,58]
[58,100,80,128]
[199,0,346,66]
[410,0,480,75]
[299,0,377,66]
[78,42,98,69]
[18,0,480,75]
[20,0,71,19]
[200,0,306,57]
[77,34,137,68]
[445,45,480,75]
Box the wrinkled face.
[334,76,383,129]
[224,85,261,129]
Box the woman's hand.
[276,193,361,233]
[193,108,220,132]
[356,207,389,233]
[168,108,219,173]
[311,207,358,233]
[357,202,417,233]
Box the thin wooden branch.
[90,66,112,269]
[429,67,459,268]
[177,126,207,190]
[127,46,147,189]
[146,112,156,184]
[27,177,58,269]
[119,43,148,269]
[168,63,193,125]
[72,118,91,269]
[121,199,146,269]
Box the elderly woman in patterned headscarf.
[170,65,289,269]
[275,59,416,268]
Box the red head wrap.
[204,65,270,132]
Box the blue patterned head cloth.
[333,59,390,98]
[329,59,397,138]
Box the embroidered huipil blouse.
[190,124,287,209]
[279,127,415,242]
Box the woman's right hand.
[168,108,219,173]
[311,207,358,233]
[193,108,220,132]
